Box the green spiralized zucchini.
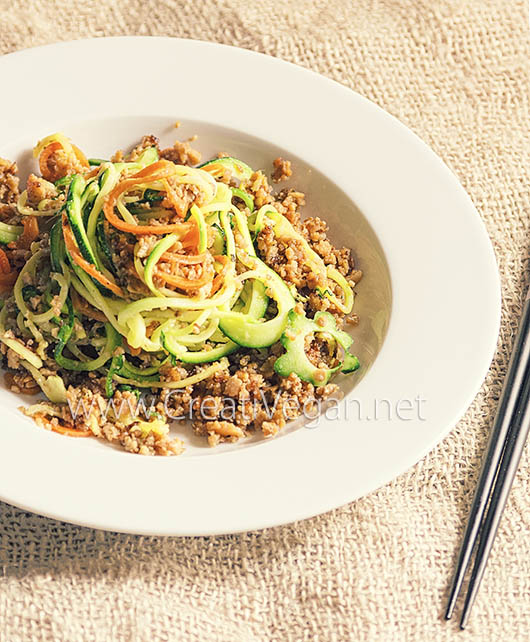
[13,250,70,327]
[105,355,123,397]
[163,334,238,364]
[96,217,116,274]
[218,266,294,348]
[134,147,159,167]
[22,360,68,403]
[189,205,207,253]
[274,310,359,386]
[81,181,99,225]
[0,304,43,368]
[113,358,229,389]
[251,204,354,314]
[144,234,179,296]
[0,221,23,245]
[54,298,121,372]
[65,175,99,267]
[67,167,123,292]
[54,175,74,189]
[88,158,108,166]
[230,187,254,212]
[217,212,295,348]
[119,357,163,379]
[87,166,119,244]
[198,156,253,182]
[50,219,65,272]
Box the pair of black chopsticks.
[445,288,530,628]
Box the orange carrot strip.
[51,423,92,438]
[38,142,63,182]
[0,249,11,274]
[39,141,89,183]
[134,159,179,181]
[82,167,100,180]
[183,223,200,252]
[155,266,213,290]
[16,216,39,249]
[62,216,124,297]
[179,238,198,250]
[0,271,18,292]
[0,272,17,285]
[104,160,194,235]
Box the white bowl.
[0,38,500,535]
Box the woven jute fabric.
[1,1,529,640]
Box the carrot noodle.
[104,160,195,235]
[38,142,63,181]
[49,421,92,438]
[38,140,89,182]
[15,216,39,249]
[0,248,17,291]
[155,264,214,290]
[0,249,11,274]
[62,215,124,297]
[82,167,100,180]
[0,272,18,292]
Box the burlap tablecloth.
[0,1,529,640]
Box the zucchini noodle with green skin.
[0,131,361,451]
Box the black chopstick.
[459,368,530,628]
[445,289,530,626]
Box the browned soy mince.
[0,136,362,455]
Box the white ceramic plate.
[0,37,500,535]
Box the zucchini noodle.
[118,279,238,324]
[143,233,180,296]
[69,263,127,336]
[135,208,170,220]
[116,194,139,226]
[251,204,354,314]
[114,357,229,389]
[17,191,64,217]
[33,132,77,158]
[124,313,161,352]
[23,317,48,360]
[20,361,68,403]
[0,305,43,368]
[14,254,70,325]
[149,309,211,344]
[86,164,120,240]
[175,317,219,345]
[16,312,30,337]
[326,266,354,314]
